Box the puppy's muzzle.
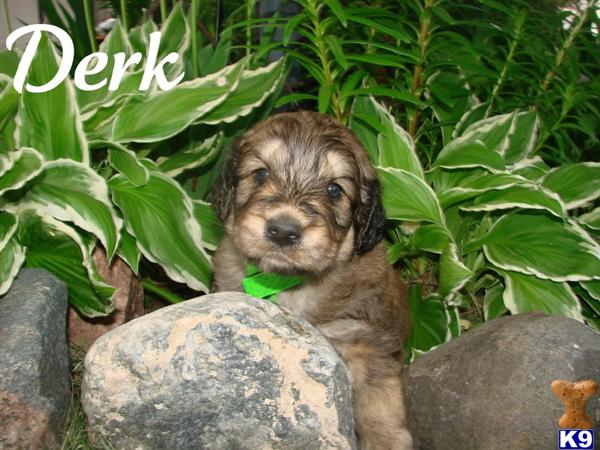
[265,215,302,247]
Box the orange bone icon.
[551,379,598,429]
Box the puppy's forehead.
[252,137,355,179]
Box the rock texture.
[68,247,144,347]
[82,293,357,450]
[404,312,600,450]
[0,269,71,450]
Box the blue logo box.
[559,430,594,449]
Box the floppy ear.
[211,141,240,222]
[354,177,386,253]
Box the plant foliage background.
[1,0,599,360]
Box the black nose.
[266,217,302,247]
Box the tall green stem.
[2,0,12,34]
[408,0,435,137]
[307,0,343,122]
[83,0,97,52]
[191,0,199,78]
[160,0,168,24]
[485,11,525,118]
[120,0,128,30]
[246,0,256,57]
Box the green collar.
[242,263,304,303]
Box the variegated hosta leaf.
[157,132,223,177]
[77,21,133,110]
[483,212,600,282]
[500,270,584,322]
[193,200,224,251]
[510,157,550,181]
[199,58,286,125]
[349,95,380,163]
[156,2,189,80]
[460,185,567,219]
[111,58,246,143]
[109,171,212,291]
[433,140,505,172]
[116,229,141,275]
[578,207,600,230]
[581,280,600,302]
[97,141,149,186]
[438,172,530,208]
[0,211,17,252]
[377,167,444,226]
[5,160,122,258]
[128,20,158,54]
[0,78,19,152]
[407,285,453,362]
[542,162,600,209]
[0,148,44,196]
[410,224,450,254]
[439,244,473,300]
[17,213,115,316]
[16,33,89,164]
[453,111,539,164]
[0,238,25,295]
[369,96,423,178]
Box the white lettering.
[139,32,184,91]
[74,53,108,90]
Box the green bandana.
[242,263,304,303]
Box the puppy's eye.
[327,183,343,200]
[253,168,269,183]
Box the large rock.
[404,312,600,450]
[82,293,357,450]
[68,247,144,348]
[0,269,71,450]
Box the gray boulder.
[404,312,600,450]
[0,269,71,450]
[82,292,357,450]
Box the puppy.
[211,111,413,450]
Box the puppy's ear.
[354,177,386,253]
[211,141,240,222]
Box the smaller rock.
[0,269,71,450]
[82,293,357,450]
[403,313,600,450]
[68,247,144,347]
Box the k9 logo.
[559,430,594,449]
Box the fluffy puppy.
[212,111,413,450]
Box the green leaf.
[483,212,600,282]
[18,213,115,316]
[377,167,444,226]
[387,241,411,264]
[318,84,333,114]
[157,132,223,177]
[6,160,122,259]
[324,0,348,27]
[407,285,452,362]
[581,280,600,302]
[349,96,380,163]
[439,244,473,299]
[0,211,17,252]
[157,2,190,79]
[109,171,212,291]
[104,142,150,187]
[0,237,25,295]
[283,13,306,46]
[503,111,539,164]
[460,185,567,219]
[112,58,246,143]
[324,35,349,70]
[433,140,506,172]
[0,148,44,196]
[16,33,88,163]
[0,79,19,152]
[578,207,600,230]
[410,224,450,254]
[511,157,549,181]
[199,58,286,125]
[116,229,140,275]
[542,163,600,209]
[483,283,507,321]
[0,50,19,77]
[193,200,224,250]
[500,270,583,322]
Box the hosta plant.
[349,96,600,361]
[0,5,286,316]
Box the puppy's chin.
[251,251,305,276]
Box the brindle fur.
[212,111,413,450]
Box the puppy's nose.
[266,217,302,247]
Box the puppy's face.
[213,112,385,275]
